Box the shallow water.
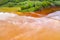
[0,11,60,40]
[36,7,60,15]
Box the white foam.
[46,11,60,20]
[47,11,60,17]
[0,12,17,20]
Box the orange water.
[0,7,60,40]
[0,14,60,40]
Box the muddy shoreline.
[16,6,60,17]
[36,6,60,15]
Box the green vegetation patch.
[0,0,60,12]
